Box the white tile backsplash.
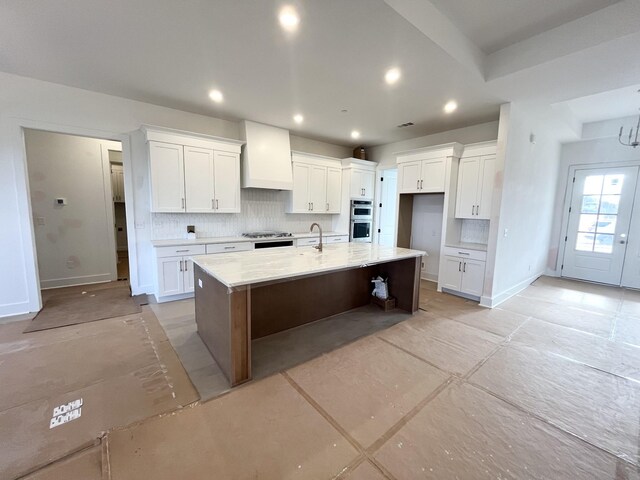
[460,219,489,245]
[151,189,335,239]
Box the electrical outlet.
[503,228,509,238]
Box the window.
[575,174,623,254]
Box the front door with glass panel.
[563,166,638,285]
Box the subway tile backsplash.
[151,189,334,239]
[460,219,490,245]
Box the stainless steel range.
[242,231,294,248]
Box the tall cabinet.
[142,126,244,214]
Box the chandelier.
[619,111,640,148]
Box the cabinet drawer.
[443,246,486,261]
[206,242,253,254]
[296,237,320,246]
[155,244,206,258]
[327,235,349,244]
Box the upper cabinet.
[454,141,497,220]
[342,158,376,200]
[286,152,342,214]
[397,143,463,194]
[142,126,244,213]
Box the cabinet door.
[441,256,463,291]
[184,146,215,212]
[149,141,185,212]
[157,257,184,297]
[350,169,364,198]
[420,158,446,192]
[183,258,195,293]
[476,155,496,220]
[361,170,375,199]
[309,165,327,213]
[398,161,421,193]
[455,157,480,219]
[213,151,241,213]
[460,259,485,297]
[110,169,119,202]
[116,170,125,202]
[291,162,311,212]
[326,167,342,213]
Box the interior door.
[378,169,398,246]
[213,151,240,213]
[621,176,640,289]
[563,166,638,285]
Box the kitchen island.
[192,243,425,386]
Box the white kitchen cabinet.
[287,152,342,214]
[143,126,243,214]
[149,141,185,212]
[440,247,486,299]
[110,164,125,203]
[396,143,463,194]
[157,257,183,297]
[326,167,342,213]
[455,141,497,220]
[455,155,496,219]
[213,151,241,213]
[350,168,375,199]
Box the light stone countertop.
[192,243,426,288]
[445,242,488,252]
[151,231,349,248]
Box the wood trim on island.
[194,256,421,387]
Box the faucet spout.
[310,223,323,252]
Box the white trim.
[8,117,133,314]
[141,124,243,153]
[460,140,497,158]
[421,272,438,282]
[395,142,464,162]
[480,272,542,308]
[291,151,342,168]
[341,157,377,170]
[154,291,194,303]
[41,275,113,290]
[100,142,120,283]
[0,301,31,319]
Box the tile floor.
[104,276,640,479]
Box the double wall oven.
[350,200,373,243]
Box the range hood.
[240,120,293,190]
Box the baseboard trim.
[420,272,438,282]
[0,301,31,319]
[480,272,542,308]
[41,273,115,290]
[154,292,194,304]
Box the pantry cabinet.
[455,141,497,220]
[110,164,125,203]
[397,143,463,194]
[143,126,243,214]
[287,152,342,214]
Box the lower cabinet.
[155,244,206,299]
[296,235,349,247]
[440,247,486,299]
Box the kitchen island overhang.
[192,243,426,386]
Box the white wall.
[368,121,500,168]
[482,103,577,306]
[25,130,119,288]
[547,117,640,275]
[0,71,350,317]
[410,194,444,281]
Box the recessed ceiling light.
[209,89,224,103]
[293,114,304,124]
[278,6,300,32]
[385,67,401,85]
[351,130,361,139]
[444,100,458,114]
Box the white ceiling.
[560,84,640,124]
[429,0,620,53]
[0,0,639,146]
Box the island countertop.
[192,243,426,288]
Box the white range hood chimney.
[240,120,293,190]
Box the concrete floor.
[5,276,640,478]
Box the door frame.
[12,118,136,312]
[373,167,398,245]
[558,160,640,284]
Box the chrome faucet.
[310,223,323,252]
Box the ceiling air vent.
[397,122,414,128]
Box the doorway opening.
[376,168,398,246]
[562,164,640,288]
[24,129,128,299]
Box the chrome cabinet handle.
[416,180,420,190]
[463,262,466,273]
[458,252,470,255]
[420,179,423,189]
[326,203,329,211]
[176,249,189,253]
[471,205,474,215]
[224,246,235,250]
[212,199,215,209]
[311,202,314,211]
[181,198,185,209]
[179,260,183,272]
[458,262,461,272]
[216,199,219,210]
